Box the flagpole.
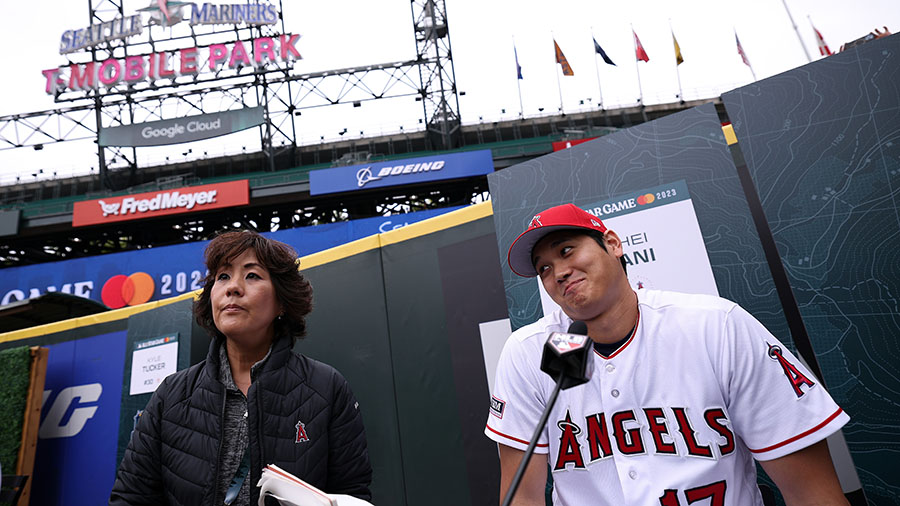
[780,0,812,62]
[513,36,524,118]
[631,24,644,106]
[553,33,565,113]
[591,28,605,110]
[670,20,684,103]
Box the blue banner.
[309,150,495,195]
[30,331,127,506]
[0,206,461,309]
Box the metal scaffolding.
[0,0,461,190]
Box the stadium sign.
[190,3,279,25]
[99,106,264,147]
[59,15,143,54]
[72,180,249,227]
[43,34,300,94]
[58,2,279,54]
[309,150,495,195]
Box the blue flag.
[593,37,616,66]
[514,46,523,79]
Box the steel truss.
[0,0,460,190]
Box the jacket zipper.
[253,380,266,502]
[212,387,227,506]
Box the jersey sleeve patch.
[490,395,506,419]
[767,342,816,397]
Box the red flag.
[554,40,575,76]
[735,32,751,67]
[811,23,833,56]
[633,30,649,62]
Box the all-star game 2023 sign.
[42,1,300,96]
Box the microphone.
[540,321,592,390]
[501,321,592,506]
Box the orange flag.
[554,39,575,76]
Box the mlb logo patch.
[549,332,587,353]
[490,395,506,419]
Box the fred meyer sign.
[309,150,494,195]
[99,107,264,147]
[73,180,248,227]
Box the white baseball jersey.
[485,289,848,506]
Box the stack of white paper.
[257,465,373,506]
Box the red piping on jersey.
[593,308,641,360]
[748,407,844,454]
[485,423,549,448]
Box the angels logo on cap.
[507,203,607,277]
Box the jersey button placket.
[606,361,619,397]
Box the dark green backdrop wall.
[298,212,507,506]
[722,34,900,505]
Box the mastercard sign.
[73,179,249,227]
[101,272,155,308]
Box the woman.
[110,230,372,505]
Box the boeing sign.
[309,150,494,196]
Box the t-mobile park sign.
[72,180,249,227]
[99,107,264,147]
[43,34,300,95]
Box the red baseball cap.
[507,203,608,277]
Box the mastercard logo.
[101,272,155,309]
[636,193,655,205]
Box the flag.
[672,33,684,65]
[735,32,751,68]
[554,40,574,76]
[633,30,649,62]
[593,37,616,66]
[514,46,523,79]
[811,22,833,56]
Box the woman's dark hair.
[193,230,313,344]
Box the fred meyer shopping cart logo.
[310,150,494,195]
[73,179,249,227]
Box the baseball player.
[485,203,850,505]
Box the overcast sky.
[1,0,898,184]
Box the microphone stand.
[500,373,565,506]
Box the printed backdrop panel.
[487,103,783,340]
[722,34,900,505]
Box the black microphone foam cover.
[567,320,588,336]
[540,321,593,390]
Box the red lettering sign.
[72,179,249,227]
[551,137,598,152]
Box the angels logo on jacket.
[767,343,815,397]
[295,420,310,443]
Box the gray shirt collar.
[218,340,274,391]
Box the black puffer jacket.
[109,336,372,505]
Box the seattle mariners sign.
[308,150,494,195]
